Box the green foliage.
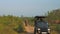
[0,15,25,34]
[47,9,60,20]
[14,23,25,33]
[27,17,34,26]
[47,9,60,33]
[55,24,60,32]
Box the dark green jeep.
[34,16,50,34]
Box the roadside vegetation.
[47,9,60,34]
[0,15,25,34]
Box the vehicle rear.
[34,16,51,34]
[36,22,49,34]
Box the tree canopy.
[47,9,60,20]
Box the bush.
[55,24,60,32]
[14,23,25,33]
[0,15,25,34]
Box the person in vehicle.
[34,16,48,34]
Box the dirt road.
[25,26,34,34]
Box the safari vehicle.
[34,16,50,34]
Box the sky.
[0,0,60,17]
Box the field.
[0,16,60,34]
[0,9,60,34]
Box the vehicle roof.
[35,16,47,18]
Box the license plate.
[42,32,47,34]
